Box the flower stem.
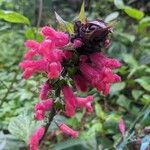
[39,106,56,146]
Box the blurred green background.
[0,0,150,150]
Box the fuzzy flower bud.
[39,81,52,100]
[62,86,77,117]
[59,123,78,138]
[29,127,45,150]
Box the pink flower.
[34,110,44,120]
[41,26,69,47]
[25,40,39,50]
[90,52,121,69]
[73,39,82,48]
[63,51,73,60]
[77,96,94,113]
[24,40,39,60]
[74,74,88,92]
[39,81,52,100]
[29,127,45,150]
[59,123,78,138]
[85,102,93,113]
[35,99,53,111]
[62,86,77,117]
[34,99,53,120]
[48,62,62,79]
[38,39,54,58]
[79,53,121,96]
[76,96,94,107]
[119,118,125,136]
[19,59,48,79]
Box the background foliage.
[0,0,150,150]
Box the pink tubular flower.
[35,99,53,111]
[74,74,88,92]
[85,102,93,113]
[119,118,125,136]
[90,52,121,69]
[77,96,94,113]
[39,81,52,100]
[24,40,39,60]
[76,96,94,107]
[34,99,53,120]
[59,123,78,138]
[48,62,62,79]
[19,59,48,79]
[79,53,121,96]
[41,26,69,47]
[29,127,45,150]
[62,86,77,117]
[34,110,45,121]
[20,18,122,148]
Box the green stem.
[114,105,149,149]
[39,106,56,146]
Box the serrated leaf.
[55,12,74,34]
[8,112,40,144]
[124,6,144,20]
[105,12,119,23]
[77,1,86,23]
[0,9,30,25]
[114,0,125,9]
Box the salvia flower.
[29,127,45,150]
[59,123,79,138]
[119,118,126,136]
[20,16,122,149]
[39,81,52,100]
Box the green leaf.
[95,103,106,120]
[115,32,135,43]
[25,28,35,39]
[138,17,150,36]
[124,6,144,20]
[135,77,150,92]
[141,94,150,105]
[77,1,86,23]
[8,112,40,144]
[0,132,25,150]
[116,95,131,110]
[0,9,30,25]
[132,90,144,101]
[105,113,121,122]
[105,12,119,23]
[110,82,126,94]
[55,12,74,34]
[123,54,138,68]
[114,0,125,9]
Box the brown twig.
[37,0,43,27]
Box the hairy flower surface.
[20,18,122,149]
[59,123,79,138]
[29,127,45,150]
[119,118,126,136]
